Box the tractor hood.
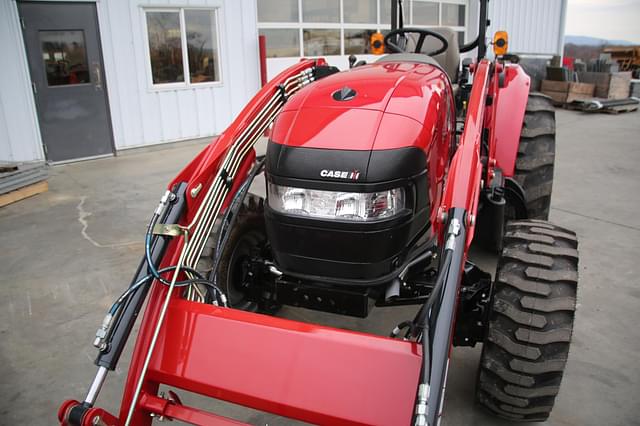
[268,60,452,183]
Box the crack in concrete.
[552,206,640,232]
[77,196,139,248]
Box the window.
[258,0,299,22]
[345,29,377,54]
[302,0,340,23]
[185,10,219,83]
[256,0,467,58]
[146,12,183,84]
[145,8,221,87]
[412,1,439,26]
[40,30,90,86]
[303,29,340,55]
[442,3,465,27]
[344,0,377,24]
[259,29,300,57]
[379,2,391,24]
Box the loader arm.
[413,59,492,426]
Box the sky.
[565,0,640,43]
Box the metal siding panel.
[0,90,13,161]
[98,0,144,150]
[222,1,245,120]
[177,89,199,138]
[157,91,180,141]
[489,0,563,55]
[195,87,216,136]
[551,0,563,53]
[538,0,549,53]
[240,0,260,101]
[213,85,232,135]
[0,0,44,162]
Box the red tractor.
[59,1,578,425]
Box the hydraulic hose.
[109,265,224,316]
[209,157,266,284]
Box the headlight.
[268,183,405,221]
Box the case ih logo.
[320,169,361,180]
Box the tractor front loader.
[59,1,578,425]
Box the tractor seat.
[376,27,460,83]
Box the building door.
[18,1,114,162]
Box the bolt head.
[190,183,203,198]
[437,207,448,223]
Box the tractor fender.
[504,177,527,218]
[492,64,530,177]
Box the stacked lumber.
[577,71,632,100]
[630,79,640,98]
[540,80,595,105]
[0,162,48,207]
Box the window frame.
[256,0,468,58]
[142,7,223,90]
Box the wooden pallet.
[0,180,48,208]
[601,105,639,114]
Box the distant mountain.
[564,35,634,46]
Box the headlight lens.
[268,183,405,221]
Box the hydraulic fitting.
[154,190,174,216]
[414,383,430,426]
[93,313,114,351]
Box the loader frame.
[59,1,534,421]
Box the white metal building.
[0,0,566,164]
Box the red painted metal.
[270,60,455,229]
[490,64,531,177]
[112,59,326,426]
[59,400,119,426]
[439,60,492,247]
[274,61,452,151]
[258,35,267,87]
[72,300,421,425]
[104,58,421,426]
[145,300,421,425]
[139,392,248,425]
[58,50,533,426]
[58,400,79,425]
[169,58,324,225]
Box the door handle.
[93,61,102,90]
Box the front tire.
[197,194,268,310]
[513,93,556,220]
[476,220,578,421]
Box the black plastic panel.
[266,141,427,184]
[265,142,433,282]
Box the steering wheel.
[384,28,449,56]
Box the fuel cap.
[332,86,357,101]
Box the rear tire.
[476,220,578,422]
[513,93,556,220]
